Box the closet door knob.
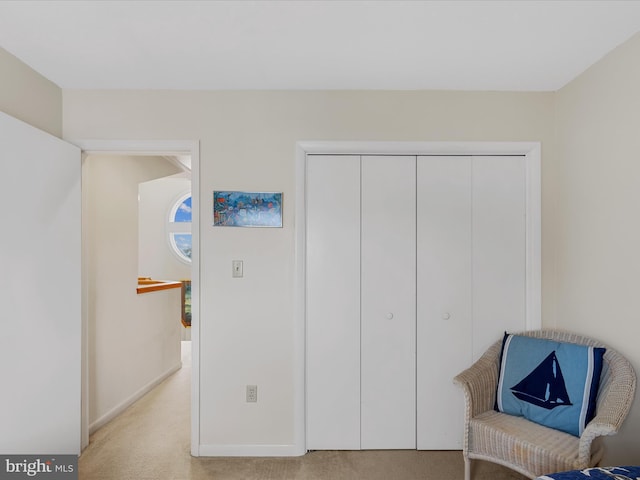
[442,313,451,320]
[386,313,394,320]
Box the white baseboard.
[89,362,182,434]
[198,443,305,457]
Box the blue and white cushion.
[536,466,640,480]
[495,333,605,437]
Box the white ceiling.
[1,0,640,91]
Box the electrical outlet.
[246,384,258,403]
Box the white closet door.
[306,155,361,449]
[416,156,472,450]
[361,155,416,449]
[472,156,526,360]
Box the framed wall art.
[213,191,283,227]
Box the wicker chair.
[453,330,636,480]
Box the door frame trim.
[71,139,201,457]
[294,141,541,454]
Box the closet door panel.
[472,156,527,360]
[416,156,472,450]
[306,155,361,449]
[361,155,416,449]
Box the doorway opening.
[78,141,200,456]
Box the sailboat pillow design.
[495,333,605,437]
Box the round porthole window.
[168,193,192,263]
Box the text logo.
[0,456,77,480]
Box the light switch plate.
[232,260,243,278]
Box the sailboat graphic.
[510,351,572,410]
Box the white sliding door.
[361,156,416,449]
[306,155,361,449]
[0,112,81,454]
[416,156,472,450]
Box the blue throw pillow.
[495,333,605,437]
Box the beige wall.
[83,154,183,431]
[64,89,556,452]
[0,47,62,137]
[555,32,640,463]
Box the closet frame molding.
[293,140,541,455]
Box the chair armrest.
[577,352,637,465]
[453,340,502,418]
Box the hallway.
[80,342,192,479]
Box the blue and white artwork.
[213,191,283,227]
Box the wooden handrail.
[136,279,182,295]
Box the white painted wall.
[138,175,191,281]
[64,89,555,454]
[84,154,184,430]
[555,31,640,464]
[0,112,80,454]
[0,47,62,137]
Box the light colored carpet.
[79,342,525,480]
